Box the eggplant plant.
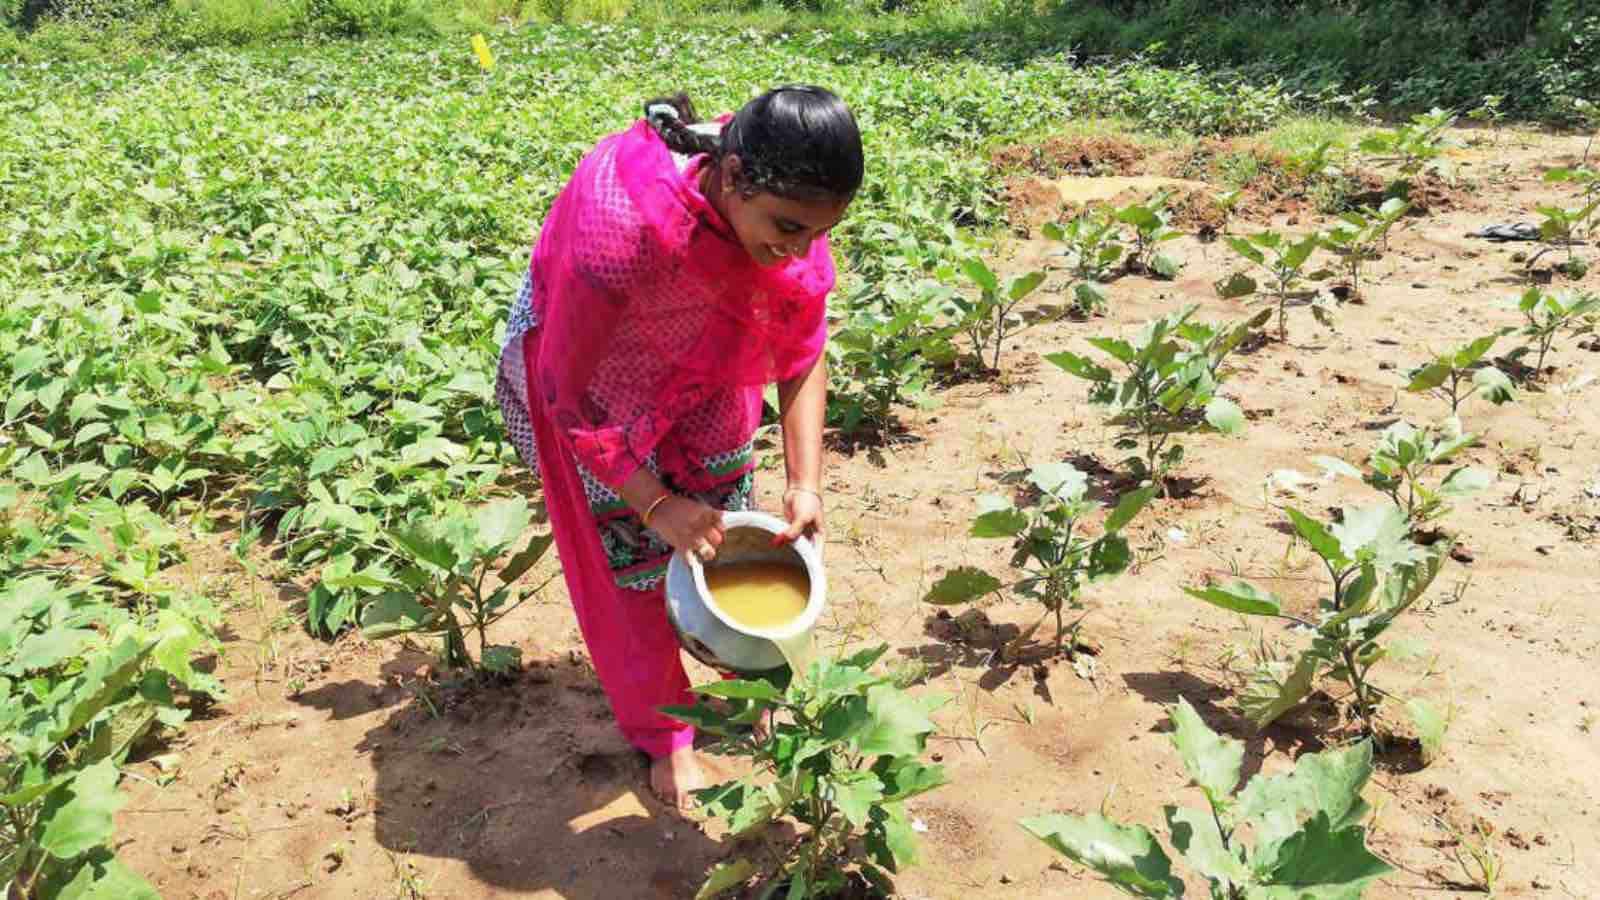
[1314,418,1492,530]
[1404,333,1516,417]
[1214,231,1334,341]
[1045,305,1268,493]
[1504,286,1600,375]
[1023,698,1391,899]
[357,498,555,679]
[1534,165,1599,277]
[663,647,947,900]
[1044,211,1125,282]
[1358,107,1456,198]
[826,278,952,436]
[921,462,1156,659]
[952,257,1048,372]
[1115,194,1185,278]
[1318,197,1409,300]
[1186,501,1450,753]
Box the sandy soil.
[114,127,1600,900]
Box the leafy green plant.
[1404,333,1516,416]
[921,462,1156,659]
[1044,210,1125,283]
[1533,166,1598,277]
[1318,197,1409,300]
[827,278,952,437]
[1214,231,1334,341]
[357,498,555,679]
[951,257,1047,372]
[1314,419,1492,530]
[1358,107,1456,197]
[2,575,220,899]
[1503,286,1600,374]
[663,647,947,899]
[1045,305,1267,492]
[1115,194,1184,278]
[1023,697,1391,899]
[1185,501,1450,746]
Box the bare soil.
[117,128,1600,899]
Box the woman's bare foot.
[650,745,706,810]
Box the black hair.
[643,85,864,201]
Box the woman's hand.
[650,496,726,561]
[777,487,824,556]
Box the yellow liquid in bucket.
[705,561,816,675]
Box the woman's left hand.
[777,487,825,556]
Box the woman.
[495,86,862,806]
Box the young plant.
[1023,697,1391,899]
[357,498,555,679]
[1115,194,1185,278]
[951,257,1047,372]
[1503,286,1600,375]
[1044,209,1125,282]
[1185,501,1450,746]
[1534,165,1599,276]
[1404,333,1516,416]
[1215,230,1333,341]
[826,278,951,436]
[1319,197,1410,300]
[1358,107,1456,197]
[1045,305,1268,492]
[663,647,947,899]
[921,462,1156,659]
[1315,419,1492,530]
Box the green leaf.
[1257,813,1392,894]
[828,772,886,828]
[358,592,435,639]
[1166,805,1247,886]
[1214,272,1258,299]
[1086,336,1138,364]
[695,858,755,900]
[497,532,555,585]
[693,679,782,702]
[1238,740,1375,855]
[12,628,97,673]
[1104,484,1157,533]
[1239,651,1319,728]
[1310,455,1363,481]
[1204,397,1245,435]
[50,848,161,900]
[1438,466,1490,499]
[386,523,459,571]
[854,684,937,758]
[1406,698,1449,765]
[876,760,947,802]
[923,566,1002,606]
[39,759,126,859]
[962,257,999,294]
[1332,504,1418,571]
[1473,365,1515,404]
[1405,360,1452,392]
[1044,350,1112,383]
[1088,534,1132,579]
[1020,813,1184,898]
[1151,253,1182,279]
[1008,270,1046,301]
[1030,461,1087,498]
[52,637,155,746]
[1168,697,1243,804]
[971,507,1028,538]
[476,498,531,552]
[1185,580,1282,617]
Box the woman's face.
[714,156,851,268]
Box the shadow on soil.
[291,647,724,899]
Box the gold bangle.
[642,493,672,528]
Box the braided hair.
[644,85,864,201]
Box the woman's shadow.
[292,647,725,899]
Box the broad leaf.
[693,679,783,702]
[1030,462,1087,498]
[922,567,1002,606]
[1185,581,1282,617]
[1257,813,1392,894]
[1239,651,1319,728]
[497,532,555,585]
[1406,698,1449,765]
[1044,350,1112,383]
[695,858,755,900]
[1166,805,1247,886]
[827,772,886,828]
[962,257,998,295]
[854,684,937,758]
[1310,455,1362,480]
[1168,697,1243,804]
[1472,365,1515,404]
[971,507,1029,538]
[1286,508,1347,569]
[1104,484,1157,533]
[475,498,531,552]
[1238,740,1375,855]
[1008,270,1046,301]
[50,848,160,900]
[1204,397,1245,435]
[1020,813,1184,898]
[39,759,126,859]
[1214,272,1258,299]
[359,592,436,639]
[1437,466,1490,499]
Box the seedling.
[1319,197,1410,300]
[827,278,949,435]
[1215,231,1334,341]
[1503,286,1600,375]
[1533,165,1598,276]
[1466,94,1506,145]
[1315,418,1492,530]
[1358,107,1457,198]
[1185,500,1450,747]
[1405,333,1516,417]
[1044,210,1125,282]
[952,257,1048,372]
[1046,305,1268,492]
[357,498,556,679]
[921,462,1156,659]
[1444,815,1504,896]
[663,647,947,899]
[1023,697,1391,899]
[1115,194,1185,278]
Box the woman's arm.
[776,352,827,546]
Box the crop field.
[3,21,1598,900]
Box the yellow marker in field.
[471,34,495,72]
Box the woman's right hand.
[649,496,726,561]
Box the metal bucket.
[664,511,826,673]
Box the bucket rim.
[683,510,825,641]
